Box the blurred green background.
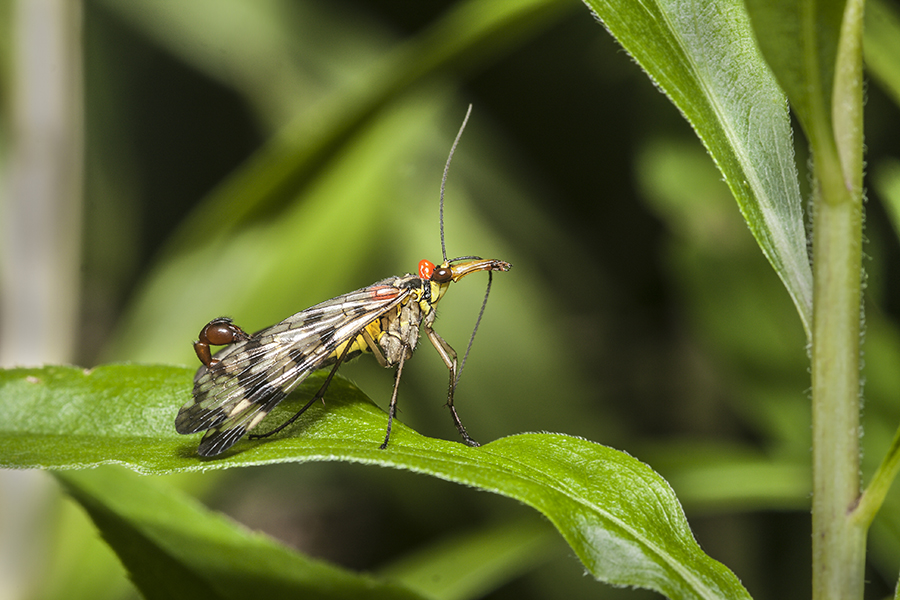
[4,0,900,598]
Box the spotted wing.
[176,276,417,456]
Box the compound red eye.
[419,259,435,279]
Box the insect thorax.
[378,285,434,364]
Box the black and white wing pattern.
[175,276,418,456]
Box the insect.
[175,106,511,456]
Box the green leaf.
[104,0,573,254]
[378,519,559,600]
[105,99,442,364]
[830,0,864,192]
[644,442,810,513]
[745,0,864,194]
[1,364,751,599]
[744,0,844,152]
[582,0,811,337]
[54,467,426,600]
[873,160,900,243]
[865,0,900,110]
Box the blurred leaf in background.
[4,0,900,598]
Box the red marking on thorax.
[419,259,435,279]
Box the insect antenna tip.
[440,104,474,263]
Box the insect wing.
[176,278,416,455]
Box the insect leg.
[361,328,389,367]
[360,327,408,450]
[424,325,480,447]
[248,339,354,441]
[380,347,408,450]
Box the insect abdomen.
[377,298,423,364]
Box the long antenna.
[439,104,473,263]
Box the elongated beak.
[449,259,512,282]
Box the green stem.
[811,156,864,600]
[810,0,866,596]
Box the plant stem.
[810,143,865,600]
[2,0,83,365]
[810,0,867,597]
